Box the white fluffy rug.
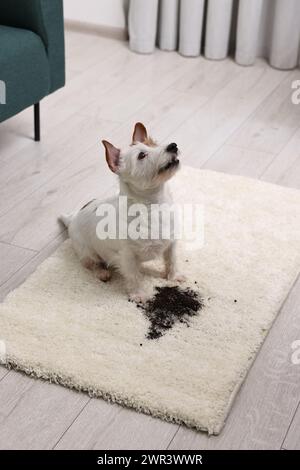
[0,166,300,435]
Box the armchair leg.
[34,103,40,141]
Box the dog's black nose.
[166,142,178,153]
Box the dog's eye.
[138,152,146,160]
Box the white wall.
[64,0,127,29]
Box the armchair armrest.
[0,0,65,93]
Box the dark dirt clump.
[137,285,204,340]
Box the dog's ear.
[132,122,148,144]
[102,140,120,173]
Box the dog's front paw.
[168,273,186,283]
[128,292,148,304]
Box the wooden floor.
[0,29,300,450]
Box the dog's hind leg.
[73,242,99,272]
[81,257,97,270]
[81,254,111,282]
[81,251,111,282]
[95,260,111,282]
[70,233,98,270]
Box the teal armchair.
[0,0,65,140]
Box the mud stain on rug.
[137,286,204,339]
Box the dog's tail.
[58,213,73,228]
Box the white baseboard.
[64,19,128,41]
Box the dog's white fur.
[60,123,184,302]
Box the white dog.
[60,123,184,302]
